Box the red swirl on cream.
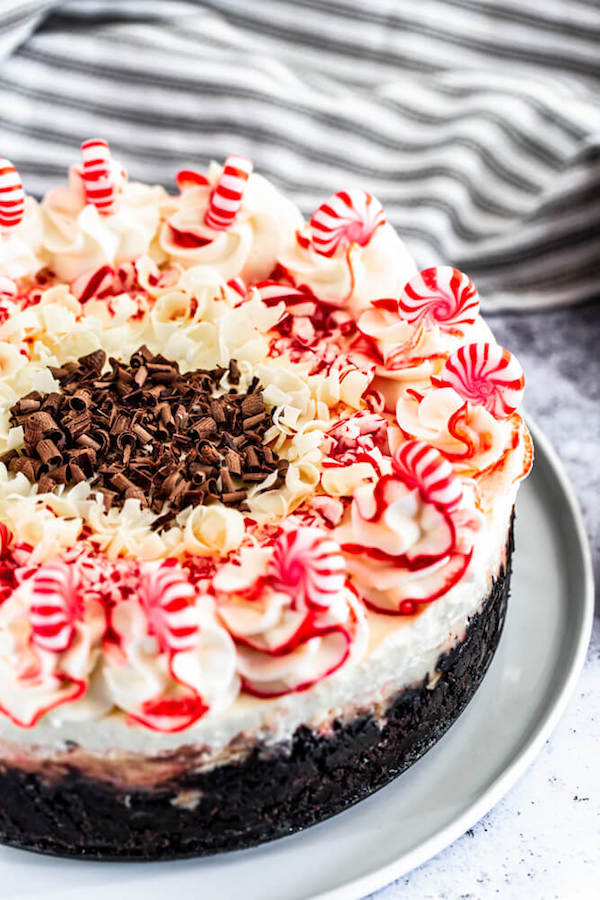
[432,343,524,419]
[0,158,25,229]
[268,527,347,613]
[310,189,385,257]
[399,267,479,333]
[205,155,253,230]
[81,139,118,215]
[392,440,463,511]
[28,562,83,653]
[138,560,198,655]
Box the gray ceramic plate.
[0,419,593,900]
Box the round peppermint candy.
[399,266,479,332]
[310,189,385,257]
[269,527,347,612]
[28,562,82,653]
[139,561,199,655]
[393,440,463,510]
[433,342,525,419]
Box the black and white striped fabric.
[1,0,599,311]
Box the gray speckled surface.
[370,303,600,900]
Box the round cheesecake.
[0,148,532,859]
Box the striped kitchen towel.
[1,0,599,310]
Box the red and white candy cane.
[80,138,118,215]
[139,561,199,655]
[205,155,253,230]
[0,158,25,230]
[432,342,525,419]
[399,267,479,332]
[393,440,463,510]
[309,188,385,257]
[28,562,82,654]
[268,527,347,613]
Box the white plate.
[0,420,593,900]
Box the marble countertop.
[370,302,600,900]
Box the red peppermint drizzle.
[309,189,385,257]
[432,342,525,419]
[80,138,118,215]
[0,158,25,229]
[399,267,479,333]
[204,155,253,230]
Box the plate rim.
[313,416,595,900]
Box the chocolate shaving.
[7,347,282,527]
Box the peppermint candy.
[255,280,316,317]
[309,189,385,257]
[139,561,199,654]
[227,276,247,299]
[269,527,346,611]
[392,440,463,510]
[399,267,479,332]
[205,155,253,230]
[80,138,118,215]
[433,342,525,419]
[0,158,25,229]
[28,562,82,653]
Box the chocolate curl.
[36,439,62,467]
[7,349,281,526]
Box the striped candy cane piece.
[392,440,463,510]
[139,561,199,654]
[29,562,82,653]
[268,527,347,612]
[226,276,246,299]
[81,138,118,215]
[432,342,525,418]
[0,158,25,229]
[255,280,316,316]
[399,267,479,332]
[204,155,253,230]
[309,189,386,257]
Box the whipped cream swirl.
[159,164,303,282]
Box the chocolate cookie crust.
[0,525,513,861]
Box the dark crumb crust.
[0,522,513,861]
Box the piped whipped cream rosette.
[396,342,533,506]
[214,527,368,697]
[41,140,165,283]
[101,559,238,733]
[0,556,106,727]
[335,442,482,614]
[159,157,303,282]
[277,188,417,313]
